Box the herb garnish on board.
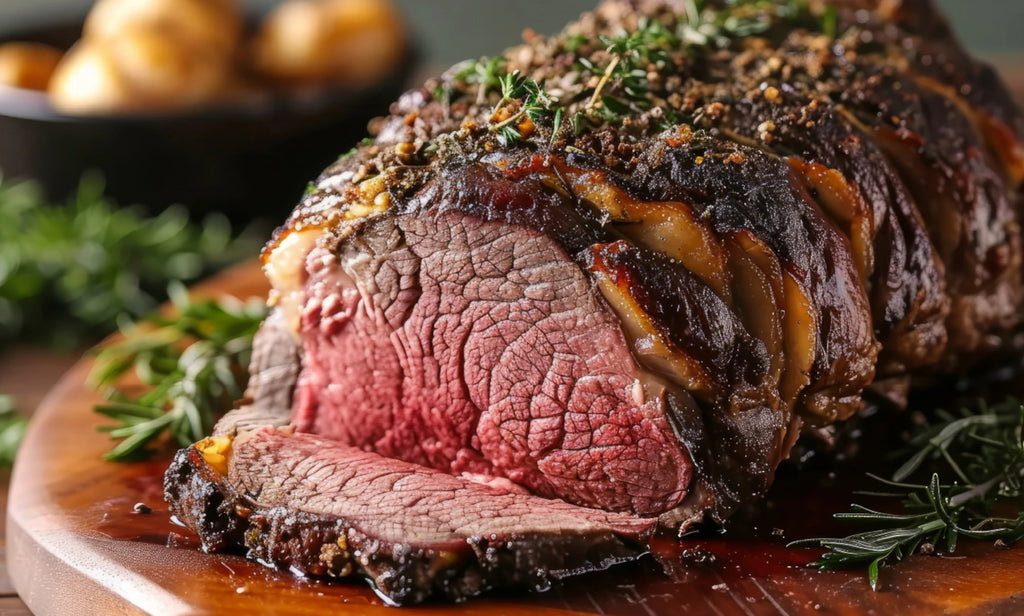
[0,174,264,465]
[792,399,1024,589]
[0,395,28,467]
[89,283,266,461]
[0,175,262,349]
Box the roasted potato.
[49,24,231,114]
[0,42,64,91]
[84,0,243,56]
[46,42,130,113]
[252,0,406,87]
[26,0,406,114]
[48,0,242,114]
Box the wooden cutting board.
[6,260,1024,616]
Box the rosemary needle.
[0,174,263,350]
[90,283,267,462]
[791,399,1024,590]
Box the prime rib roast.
[164,0,1024,605]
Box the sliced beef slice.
[164,427,655,606]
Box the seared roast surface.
[166,0,1024,605]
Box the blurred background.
[0,0,1020,358]
[0,0,1020,355]
[1,0,1023,66]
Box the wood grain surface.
[6,259,1024,616]
[5,58,1024,616]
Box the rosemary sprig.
[0,174,263,350]
[89,282,267,461]
[791,399,1024,590]
[0,395,28,467]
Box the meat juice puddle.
[531,405,923,614]
[87,456,389,603]
[545,373,1024,613]
[81,438,882,609]
[88,460,195,547]
[83,374,1012,609]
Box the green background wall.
[1,0,1021,68]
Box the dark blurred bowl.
[0,23,415,222]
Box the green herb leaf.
[0,395,28,467]
[488,71,564,146]
[0,174,264,350]
[90,291,267,461]
[868,556,881,592]
[821,4,839,40]
[791,399,1024,589]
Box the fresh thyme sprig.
[575,9,722,129]
[581,16,686,128]
[434,55,509,106]
[457,55,508,104]
[337,137,377,163]
[679,0,787,47]
[573,1,834,130]
[489,71,563,145]
[791,399,1024,590]
[89,283,267,461]
[430,1,840,147]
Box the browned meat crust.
[165,0,1024,605]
